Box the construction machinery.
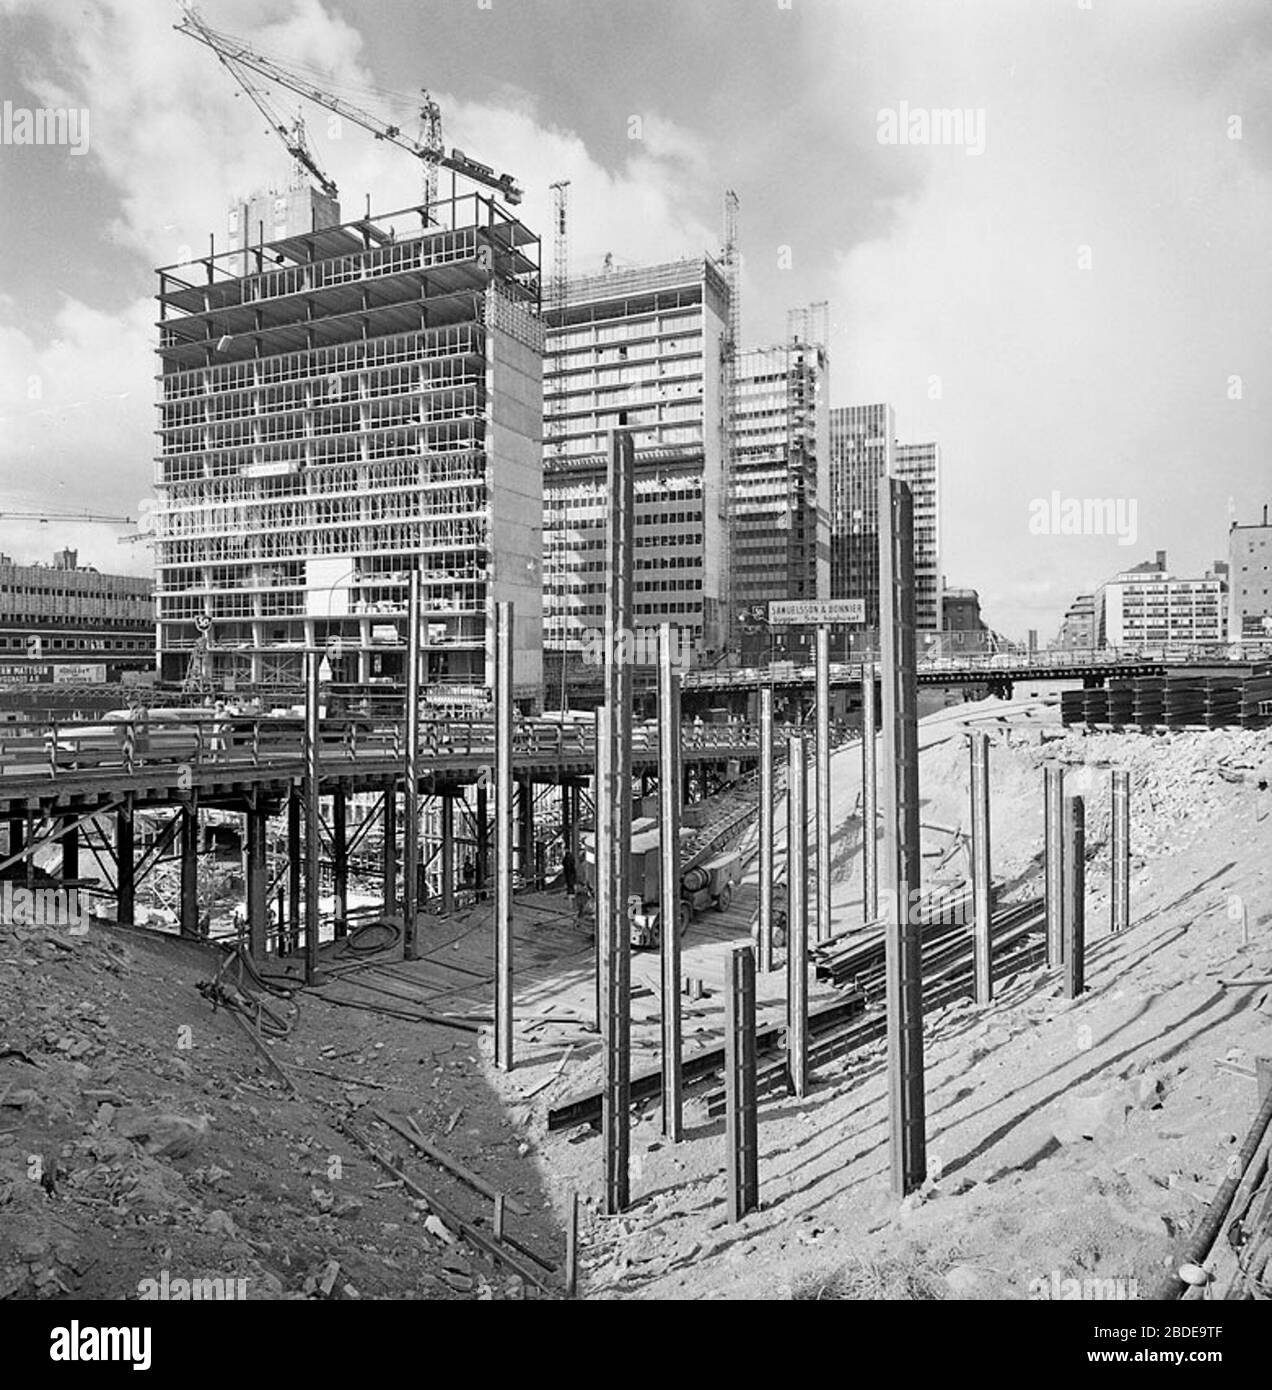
[578,800,751,948]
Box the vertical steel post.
[494,599,515,1072]
[725,944,760,1222]
[815,624,831,943]
[593,706,608,1036]
[304,650,321,985]
[1045,765,1064,967]
[381,783,397,916]
[861,663,878,922]
[880,477,926,1197]
[657,622,683,1142]
[565,1191,579,1299]
[246,799,268,958]
[970,730,993,1005]
[287,786,301,955]
[1111,770,1129,934]
[786,734,809,1099]
[440,790,455,914]
[758,684,774,973]
[403,569,422,959]
[115,798,134,926]
[180,792,199,939]
[332,788,348,940]
[600,430,635,1214]
[1063,794,1086,999]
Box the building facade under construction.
[152,188,544,701]
[541,257,731,669]
[731,324,831,663]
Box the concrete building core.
[152,192,544,702]
[541,257,731,669]
[730,328,831,664]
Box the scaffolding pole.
[1111,770,1130,934]
[880,478,926,1197]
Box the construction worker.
[561,848,577,897]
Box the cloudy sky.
[0,0,1268,639]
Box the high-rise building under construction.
[541,257,732,668]
[731,323,831,662]
[152,189,544,700]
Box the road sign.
[769,599,865,626]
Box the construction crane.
[0,509,135,525]
[175,5,522,207]
[179,5,336,198]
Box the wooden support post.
[815,625,831,943]
[970,730,993,1005]
[658,621,683,1142]
[61,818,79,881]
[880,477,926,1197]
[786,735,809,1099]
[286,786,301,956]
[381,783,397,917]
[332,788,348,940]
[861,663,878,923]
[758,684,774,972]
[245,799,268,958]
[115,798,134,926]
[1063,794,1086,1000]
[725,944,759,1222]
[1045,765,1064,967]
[440,790,455,914]
[180,792,200,939]
[494,599,515,1072]
[475,784,489,898]
[1111,770,1129,934]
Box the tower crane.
[0,509,134,525]
[175,5,522,208]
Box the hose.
[1154,1083,1272,1299]
[344,918,402,956]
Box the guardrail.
[0,714,761,786]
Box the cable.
[343,918,402,956]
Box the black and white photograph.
[0,0,1269,1355]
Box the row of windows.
[0,635,150,651]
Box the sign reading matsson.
[769,599,866,626]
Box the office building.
[1228,505,1272,642]
[152,190,544,701]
